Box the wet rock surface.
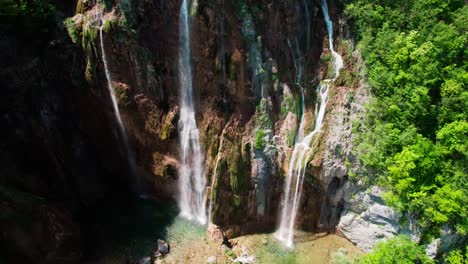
[337,186,401,252]
[150,239,170,262]
[206,224,225,245]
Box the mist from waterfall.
[177,0,207,225]
[275,0,343,248]
[99,24,138,192]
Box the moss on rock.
[64,18,79,44]
[254,129,267,150]
[227,143,247,195]
[82,22,98,83]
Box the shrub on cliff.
[254,129,267,150]
[358,236,433,264]
[345,0,467,241]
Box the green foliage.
[255,129,267,150]
[358,236,433,264]
[256,98,273,128]
[281,94,301,118]
[321,53,332,62]
[81,23,99,82]
[228,144,246,195]
[286,130,296,147]
[82,24,98,52]
[346,0,468,238]
[104,19,117,33]
[445,248,466,264]
[0,0,56,34]
[64,18,79,44]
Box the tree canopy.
[345,0,467,243]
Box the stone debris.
[231,246,255,264]
[206,255,216,264]
[207,224,225,244]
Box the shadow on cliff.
[80,196,179,263]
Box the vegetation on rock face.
[444,247,468,264]
[256,98,273,128]
[335,39,361,89]
[227,143,247,195]
[357,236,433,264]
[254,129,267,150]
[253,98,273,150]
[82,22,98,83]
[345,0,467,245]
[64,18,79,44]
[281,93,301,119]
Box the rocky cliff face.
[70,0,332,237]
[63,0,361,236]
[1,0,377,261]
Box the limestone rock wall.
[73,0,332,236]
[1,2,379,259]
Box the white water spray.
[99,24,138,190]
[177,0,207,225]
[275,0,343,248]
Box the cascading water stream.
[99,23,138,192]
[177,0,207,225]
[275,0,343,248]
[321,0,343,77]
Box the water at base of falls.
[275,0,344,248]
[177,0,207,225]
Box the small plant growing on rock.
[254,129,267,150]
[64,18,79,44]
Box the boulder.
[425,239,440,259]
[207,224,225,244]
[156,239,169,256]
[150,239,169,262]
[337,187,406,252]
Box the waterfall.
[275,0,343,248]
[321,0,343,77]
[99,24,138,192]
[177,0,207,225]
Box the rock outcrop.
[337,186,402,252]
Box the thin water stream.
[276,0,343,247]
[99,23,138,192]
